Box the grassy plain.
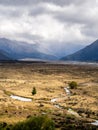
[0,62,98,129]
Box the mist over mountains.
[0,38,83,61]
[0,38,57,60]
[0,38,98,62]
[43,42,83,58]
[61,39,98,62]
[0,0,97,62]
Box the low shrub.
[11,116,55,130]
[69,81,77,89]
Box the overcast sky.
[0,0,98,48]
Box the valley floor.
[0,62,98,129]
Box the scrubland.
[0,62,98,129]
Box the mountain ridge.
[0,38,57,60]
[61,39,98,62]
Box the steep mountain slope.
[0,38,57,60]
[61,39,98,62]
[0,50,11,60]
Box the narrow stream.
[10,95,32,102]
[91,120,98,126]
[51,87,71,109]
[64,87,70,95]
[10,88,98,126]
[51,98,59,103]
[51,87,98,126]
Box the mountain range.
[61,39,98,62]
[0,38,98,62]
[0,38,57,61]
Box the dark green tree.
[32,87,36,95]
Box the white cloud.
[0,0,98,56]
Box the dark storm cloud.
[29,6,48,16]
[0,0,94,6]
